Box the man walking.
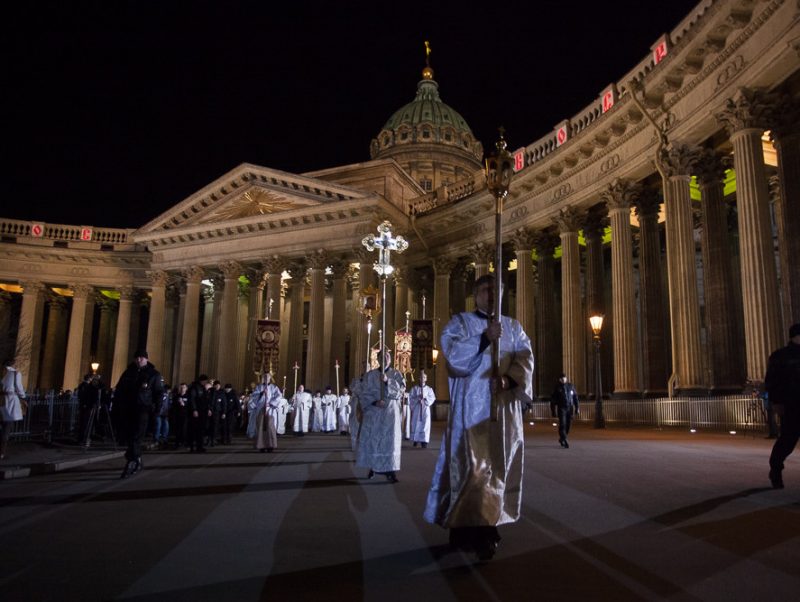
[766,323,800,489]
[409,371,435,448]
[424,274,534,561]
[114,350,163,478]
[551,373,579,448]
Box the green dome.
[383,79,473,134]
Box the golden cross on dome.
[424,41,431,66]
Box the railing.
[9,391,80,443]
[0,218,135,245]
[527,395,768,434]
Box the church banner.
[394,329,413,378]
[412,319,433,373]
[253,319,281,376]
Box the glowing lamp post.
[91,362,100,375]
[589,314,606,429]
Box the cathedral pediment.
[135,163,372,235]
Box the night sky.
[6,1,700,228]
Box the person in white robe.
[1,358,26,460]
[321,386,337,432]
[409,371,436,448]
[401,392,411,440]
[355,350,405,483]
[247,372,282,452]
[310,391,323,432]
[276,396,289,435]
[423,274,534,561]
[336,387,351,436]
[291,385,312,436]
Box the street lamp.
[91,362,100,375]
[589,314,606,429]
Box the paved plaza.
[0,422,797,601]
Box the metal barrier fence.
[9,391,79,443]
[527,395,768,434]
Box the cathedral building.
[1,0,798,407]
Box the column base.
[611,391,641,400]
[642,389,669,398]
[674,387,709,397]
[709,386,744,395]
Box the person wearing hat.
[766,323,800,489]
[550,373,579,448]
[113,349,163,478]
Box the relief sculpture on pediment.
[198,187,314,224]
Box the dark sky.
[6,0,700,228]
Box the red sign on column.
[80,228,93,241]
[513,150,525,172]
[31,223,44,237]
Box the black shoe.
[448,528,473,551]
[563,441,569,449]
[198,447,207,453]
[367,470,375,479]
[267,448,274,453]
[475,539,498,562]
[413,442,418,447]
[386,472,399,483]
[769,468,784,489]
[421,442,428,449]
[559,439,565,447]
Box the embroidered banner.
[253,319,281,376]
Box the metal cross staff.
[484,129,514,421]
[362,220,409,401]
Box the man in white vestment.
[247,372,282,452]
[276,395,289,435]
[355,350,405,483]
[310,391,323,432]
[424,274,534,561]
[291,385,313,436]
[409,371,436,448]
[336,387,351,436]
[321,386,338,432]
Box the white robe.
[336,394,351,433]
[424,311,534,528]
[247,383,282,448]
[311,395,323,432]
[291,392,312,432]
[1,367,25,422]
[409,384,436,443]
[321,394,337,432]
[276,397,289,434]
[355,367,405,473]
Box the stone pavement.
[0,438,126,480]
[0,422,797,601]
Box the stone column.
[199,284,215,376]
[95,297,116,377]
[171,283,186,384]
[468,242,493,281]
[511,228,536,340]
[716,88,783,384]
[582,205,611,397]
[305,249,328,392]
[111,287,136,385]
[394,266,410,330]
[433,255,456,402]
[215,261,242,386]
[633,191,670,394]
[353,248,375,377]
[600,179,641,396]
[162,285,179,386]
[39,294,69,391]
[178,266,204,384]
[349,271,364,376]
[534,231,560,397]
[63,284,93,390]
[285,262,306,383]
[659,144,706,393]
[328,259,349,388]
[245,269,266,381]
[263,255,287,377]
[554,210,587,394]
[16,281,45,390]
[770,93,800,327]
[696,150,744,391]
[145,270,169,371]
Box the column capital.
[582,203,609,239]
[220,261,243,280]
[533,229,560,257]
[181,266,204,284]
[352,247,373,265]
[20,281,45,295]
[658,143,702,179]
[510,227,536,252]
[47,293,69,309]
[432,255,457,276]
[248,268,267,289]
[70,283,94,299]
[286,260,307,283]
[147,269,169,288]
[450,260,470,281]
[600,177,642,210]
[201,284,215,302]
[329,257,350,279]
[262,254,288,276]
[634,188,663,220]
[118,286,137,301]
[98,296,117,311]
[693,149,730,187]
[769,92,800,144]
[467,241,493,265]
[553,207,582,234]
[716,87,776,135]
[165,285,180,305]
[305,248,328,270]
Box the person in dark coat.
[113,349,163,478]
[766,323,800,489]
[222,384,239,444]
[188,374,212,453]
[550,373,579,448]
[207,380,225,447]
[77,372,102,446]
